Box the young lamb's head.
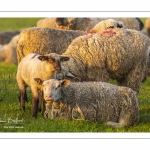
[38,53,70,73]
[34,78,70,103]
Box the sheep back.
[60,28,150,93]
[16,27,85,63]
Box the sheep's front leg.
[38,90,43,112]
[17,78,27,111]
[19,88,27,110]
[31,87,39,118]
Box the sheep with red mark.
[56,28,150,95]
[90,19,124,33]
[34,78,139,128]
[55,17,143,31]
[16,53,69,117]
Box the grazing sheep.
[16,27,85,63]
[34,78,139,128]
[55,17,143,31]
[16,53,69,117]
[56,28,150,94]
[0,34,19,64]
[90,19,124,33]
[0,31,20,45]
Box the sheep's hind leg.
[116,63,145,95]
[105,120,126,128]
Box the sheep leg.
[31,88,39,118]
[19,89,27,110]
[42,99,46,116]
[116,63,145,95]
[17,78,27,110]
[38,90,43,112]
[106,119,126,128]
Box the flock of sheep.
[1,17,150,128]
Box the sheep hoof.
[32,114,37,118]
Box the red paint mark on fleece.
[101,29,116,37]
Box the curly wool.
[90,19,124,33]
[16,27,85,63]
[57,28,150,93]
[44,81,139,128]
[37,18,60,28]
[54,18,143,31]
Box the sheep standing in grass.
[34,78,139,128]
[16,53,69,117]
[16,27,85,63]
[56,28,150,94]
[55,17,143,31]
[0,34,19,64]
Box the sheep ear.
[61,56,70,61]
[66,72,76,78]
[38,56,48,61]
[34,78,43,85]
[60,79,70,87]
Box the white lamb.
[16,53,69,117]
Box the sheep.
[34,78,139,128]
[16,52,70,117]
[0,31,20,45]
[56,28,150,95]
[0,34,19,64]
[144,18,150,37]
[55,17,143,31]
[90,19,124,33]
[37,18,61,29]
[16,27,85,63]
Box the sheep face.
[38,53,70,73]
[34,78,70,103]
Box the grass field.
[0,18,150,132]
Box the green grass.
[0,18,43,31]
[0,62,150,132]
[0,18,150,132]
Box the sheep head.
[34,78,70,103]
[38,53,69,73]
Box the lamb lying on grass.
[34,78,139,128]
[16,53,69,117]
